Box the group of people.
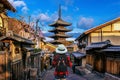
[52,44,73,80]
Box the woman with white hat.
[52,44,72,80]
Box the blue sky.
[8,0,120,40]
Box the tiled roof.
[72,51,86,58]
[49,34,72,38]
[86,40,110,50]
[49,28,72,32]
[101,46,120,52]
[0,33,35,45]
[49,40,62,44]
[23,47,35,51]
[49,18,72,26]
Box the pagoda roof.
[49,18,72,26]
[49,5,72,27]
[49,34,72,38]
[0,0,16,12]
[49,40,62,44]
[48,28,72,32]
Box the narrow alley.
[42,68,104,80]
[0,0,120,80]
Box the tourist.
[52,44,72,80]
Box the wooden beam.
[92,31,120,33]
[2,40,10,43]
[101,29,102,42]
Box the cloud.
[66,38,76,41]
[8,0,28,12]
[39,13,51,22]
[22,6,28,13]
[77,17,94,29]
[68,28,84,33]
[31,11,58,31]
[44,37,54,42]
[31,11,58,23]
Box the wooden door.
[94,54,105,73]
[0,52,9,80]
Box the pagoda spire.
[58,4,61,19]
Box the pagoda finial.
[58,4,61,19]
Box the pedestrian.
[52,44,72,80]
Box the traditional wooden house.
[86,40,120,80]
[85,40,110,72]
[44,42,56,53]
[48,5,72,46]
[76,17,120,52]
[29,51,41,80]
[0,30,35,80]
[75,17,120,79]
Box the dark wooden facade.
[30,52,41,79]
[0,31,35,80]
[86,40,120,77]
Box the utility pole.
[36,19,39,35]
[28,16,31,25]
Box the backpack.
[55,54,67,72]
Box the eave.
[49,18,72,27]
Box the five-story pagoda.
[48,5,72,46]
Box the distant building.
[48,5,72,46]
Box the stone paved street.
[83,73,104,80]
[42,68,105,80]
[43,68,86,80]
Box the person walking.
[52,44,72,80]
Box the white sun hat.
[55,44,67,54]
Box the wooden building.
[85,40,110,72]
[48,5,72,46]
[75,17,120,79]
[86,40,120,79]
[0,0,51,80]
[30,52,41,80]
[76,17,120,52]
[75,17,120,68]
[44,42,56,53]
[0,31,35,80]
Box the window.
[15,47,20,54]
[113,22,120,31]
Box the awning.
[72,52,86,58]
[0,33,35,45]
[23,47,35,51]
[101,46,120,52]
[86,40,110,50]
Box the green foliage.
[34,48,42,53]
